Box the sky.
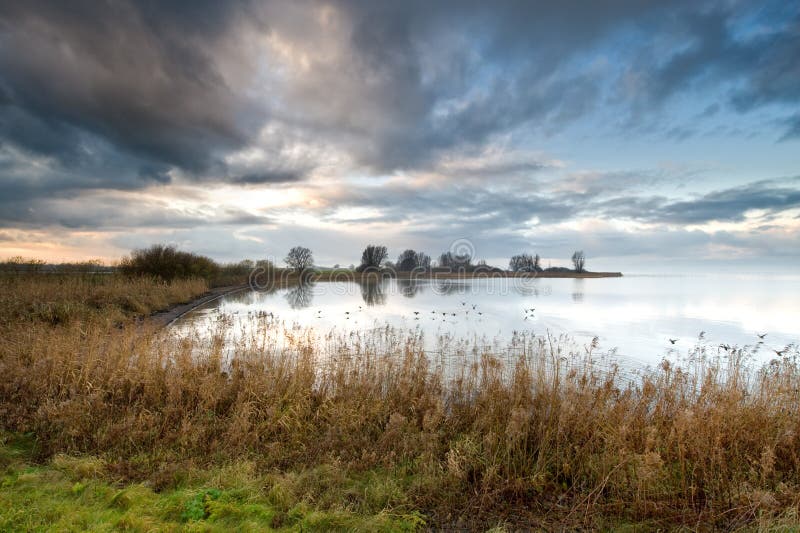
[0,0,799,273]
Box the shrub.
[119,244,219,281]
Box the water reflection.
[513,280,548,297]
[571,279,585,303]
[285,281,315,309]
[433,280,467,295]
[360,280,387,306]
[398,278,423,298]
[176,275,800,367]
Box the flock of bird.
[667,331,791,357]
[312,301,497,323]
[309,302,545,325]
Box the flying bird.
[757,333,767,339]
[669,338,678,344]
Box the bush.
[119,245,219,282]
[0,257,47,272]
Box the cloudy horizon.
[1,1,799,273]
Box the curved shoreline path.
[150,284,250,327]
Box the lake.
[172,273,800,369]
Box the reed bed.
[0,273,208,327]
[1,275,799,529]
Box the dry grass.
[1,274,799,529]
[0,273,208,327]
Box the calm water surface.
[173,274,800,367]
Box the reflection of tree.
[571,279,584,303]
[284,281,315,309]
[397,279,423,298]
[513,283,542,296]
[360,280,387,306]
[434,280,466,295]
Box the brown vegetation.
[1,274,798,529]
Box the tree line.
[508,250,586,273]
[10,244,589,282]
[289,244,588,274]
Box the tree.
[396,249,431,271]
[509,253,541,272]
[397,249,419,271]
[358,244,388,272]
[396,249,417,271]
[285,246,314,272]
[418,252,431,271]
[438,251,472,270]
[571,250,586,273]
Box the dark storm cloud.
[2,0,798,181]
[0,1,262,170]
[0,0,799,251]
[320,176,800,236]
[624,2,800,134]
[229,171,305,185]
[597,178,800,225]
[287,0,680,170]
[0,190,273,230]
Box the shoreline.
[149,283,249,327]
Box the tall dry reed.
[1,275,799,528]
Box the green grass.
[0,433,426,532]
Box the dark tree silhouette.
[358,245,388,272]
[397,249,419,271]
[284,246,314,272]
[396,249,431,271]
[418,252,431,271]
[509,253,541,272]
[571,250,586,273]
[438,251,472,270]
